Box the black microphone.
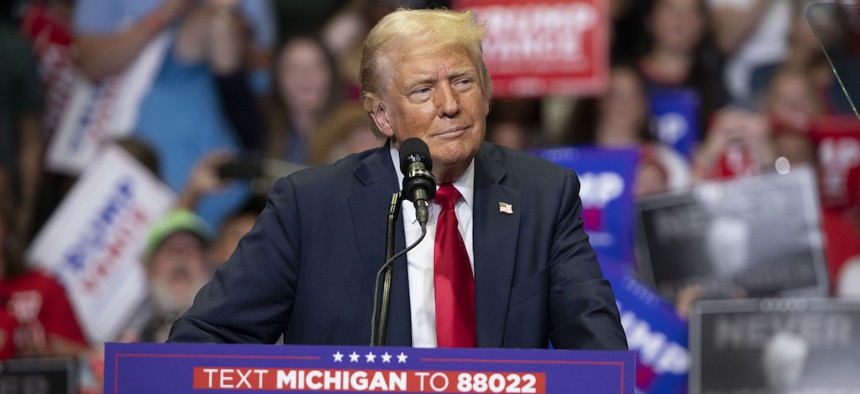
[399,138,436,228]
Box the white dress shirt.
[389,145,475,348]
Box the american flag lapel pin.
[499,202,513,214]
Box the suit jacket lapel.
[348,141,413,346]
[472,144,521,347]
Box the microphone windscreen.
[399,138,432,174]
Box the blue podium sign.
[105,343,634,393]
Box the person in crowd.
[176,149,235,212]
[823,184,860,297]
[307,102,383,165]
[566,66,651,147]
[265,34,345,165]
[19,0,76,135]
[609,0,647,63]
[762,68,819,168]
[692,107,777,180]
[15,1,79,240]
[169,8,627,351]
[694,66,821,181]
[764,69,821,136]
[566,65,691,196]
[207,196,265,269]
[0,190,89,359]
[321,0,374,100]
[318,0,432,100]
[210,10,270,153]
[637,0,724,126]
[765,2,856,115]
[794,6,860,291]
[0,18,43,245]
[486,120,533,152]
[485,99,543,152]
[139,209,213,343]
[273,0,342,41]
[72,0,275,228]
[114,137,162,177]
[706,0,796,107]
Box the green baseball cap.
[143,209,213,260]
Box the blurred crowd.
[1,0,859,391]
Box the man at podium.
[168,8,627,351]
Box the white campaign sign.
[27,145,176,342]
[46,32,170,175]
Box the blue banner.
[105,343,634,393]
[534,147,639,273]
[603,265,689,394]
[649,89,701,160]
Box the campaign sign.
[636,167,829,303]
[20,1,76,133]
[603,266,688,394]
[46,32,169,175]
[27,145,176,343]
[533,146,638,273]
[453,0,608,98]
[0,358,77,394]
[690,298,860,393]
[809,115,860,208]
[105,343,634,393]
[649,89,701,161]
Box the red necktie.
[433,184,476,347]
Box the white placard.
[27,144,176,343]
[46,32,170,175]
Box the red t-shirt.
[713,142,761,179]
[0,270,88,359]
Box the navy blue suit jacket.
[169,142,627,350]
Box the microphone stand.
[372,192,401,346]
[371,192,427,346]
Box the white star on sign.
[349,351,360,362]
[365,351,376,363]
[333,351,344,362]
[381,352,392,363]
[397,352,408,363]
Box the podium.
[105,343,634,393]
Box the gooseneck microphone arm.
[371,192,402,347]
[370,194,426,346]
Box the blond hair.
[360,8,493,137]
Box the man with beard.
[139,210,212,342]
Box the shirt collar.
[389,142,475,221]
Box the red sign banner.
[809,116,860,208]
[454,0,609,98]
[192,367,546,392]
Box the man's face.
[372,43,490,176]
[148,232,210,313]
